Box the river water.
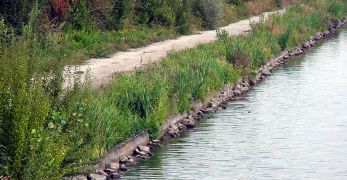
[123,28,347,179]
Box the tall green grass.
[219,0,347,72]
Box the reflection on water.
[123,28,347,179]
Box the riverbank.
[0,1,284,179]
[124,26,347,180]
[65,1,347,179]
[84,19,347,180]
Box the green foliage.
[0,19,14,50]
[0,0,35,31]
[67,0,92,30]
[176,0,194,34]
[135,0,175,27]
[2,0,286,66]
[217,29,234,63]
[0,21,70,180]
[198,0,225,29]
[0,39,57,178]
[219,0,347,71]
[23,0,47,37]
[113,0,136,29]
[62,26,177,62]
[328,1,347,19]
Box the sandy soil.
[63,10,284,88]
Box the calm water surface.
[123,28,347,179]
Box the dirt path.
[64,10,285,88]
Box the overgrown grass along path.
[64,9,285,88]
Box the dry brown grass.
[246,0,277,15]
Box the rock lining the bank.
[67,16,347,180]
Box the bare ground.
[63,10,284,88]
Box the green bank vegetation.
[1,0,279,64]
[1,0,347,179]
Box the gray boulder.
[262,67,271,76]
[88,174,107,180]
[138,145,150,153]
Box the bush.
[66,0,92,30]
[0,19,14,50]
[198,0,225,29]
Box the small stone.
[198,111,208,119]
[192,115,201,121]
[139,150,147,156]
[177,122,185,130]
[270,59,279,67]
[262,67,271,76]
[105,168,118,174]
[72,175,88,180]
[323,31,330,37]
[88,173,107,180]
[138,145,150,153]
[250,78,257,86]
[119,164,127,172]
[273,61,280,67]
[220,91,227,97]
[211,103,218,110]
[201,108,213,114]
[182,118,196,128]
[330,28,336,33]
[314,32,323,40]
[127,158,135,164]
[134,148,141,155]
[197,111,204,116]
[240,83,250,92]
[105,162,119,170]
[233,89,242,96]
[168,125,179,137]
[119,156,128,164]
[302,41,310,48]
[168,131,177,137]
[96,170,108,177]
[290,47,303,56]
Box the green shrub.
[0,19,14,50]
[66,0,92,30]
[198,0,225,29]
